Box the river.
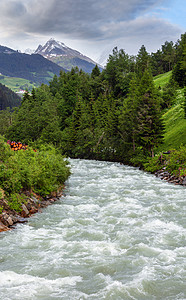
[0,159,186,299]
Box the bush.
[144,146,186,176]
[0,136,70,211]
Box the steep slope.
[0,46,16,54]
[153,72,186,151]
[35,38,103,73]
[0,48,67,85]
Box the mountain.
[0,47,67,85]
[34,38,103,73]
[0,46,16,54]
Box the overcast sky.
[0,0,185,64]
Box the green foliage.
[172,33,186,87]
[0,108,13,135]
[161,78,178,108]
[136,45,151,75]
[104,47,135,97]
[0,75,36,93]
[144,146,186,177]
[184,87,186,118]
[153,71,172,88]
[157,97,186,151]
[8,193,25,212]
[7,84,62,145]
[2,32,185,173]
[0,82,21,110]
[0,136,70,211]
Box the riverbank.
[0,188,64,232]
[154,168,186,186]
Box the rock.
[16,217,28,223]
[0,212,14,227]
[0,221,9,232]
[7,216,14,226]
[21,204,29,217]
[29,207,38,214]
[182,177,186,185]
[30,196,39,204]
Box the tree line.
[1,33,186,166]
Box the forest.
[1,33,186,170]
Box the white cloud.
[0,0,184,61]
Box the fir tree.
[137,71,164,157]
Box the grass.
[154,71,172,88]
[152,72,186,152]
[0,75,36,92]
[159,103,186,151]
[156,87,185,152]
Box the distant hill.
[34,38,103,73]
[0,49,67,85]
[0,45,16,54]
[0,83,21,110]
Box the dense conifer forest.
[0,83,21,110]
[1,33,186,168]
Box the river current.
[0,159,186,300]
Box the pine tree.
[119,74,139,154]
[136,71,164,157]
[136,45,150,75]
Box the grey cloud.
[0,0,165,39]
[0,0,182,61]
[0,1,26,19]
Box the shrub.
[0,136,70,211]
[144,146,186,176]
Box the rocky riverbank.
[154,168,186,186]
[0,168,185,233]
[0,189,64,232]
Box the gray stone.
[22,204,29,216]
[182,177,186,185]
[7,216,13,226]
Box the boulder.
[182,177,186,186]
[0,221,9,232]
[21,204,29,217]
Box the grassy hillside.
[0,75,36,93]
[153,72,186,152]
[49,56,103,73]
[159,99,185,151]
[0,52,65,86]
[154,71,172,88]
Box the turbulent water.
[0,159,186,300]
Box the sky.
[0,0,185,65]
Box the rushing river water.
[0,159,186,300]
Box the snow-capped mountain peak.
[33,38,103,73]
[35,38,73,57]
[34,38,98,64]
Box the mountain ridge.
[34,38,103,73]
[34,38,99,64]
[0,49,67,86]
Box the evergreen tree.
[184,86,186,119]
[172,33,186,87]
[136,45,150,75]
[104,47,134,97]
[136,71,164,157]
[161,41,175,72]
[119,74,139,155]
[91,65,101,79]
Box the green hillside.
[154,71,172,88]
[0,75,36,93]
[153,72,186,151]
